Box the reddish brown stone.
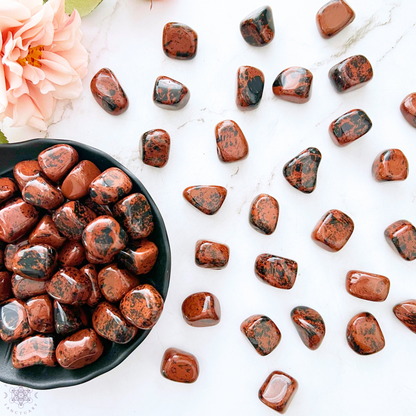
[82,216,128,264]
[385,220,416,261]
[312,209,354,252]
[118,239,158,275]
[283,147,322,193]
[393,300,416,334]
[255,254,298,290]
[316,0,355,38]
[89,168,132,205]
[240,6,274,47]
[29,215,66,249]
[93,301,138,344]
[4,238,29,271]
[0,299,32,342]
[80,264,102,307]
[0,198,39,243]
[372,149,408,182]
[329,55,373,93]
[195,240,229,270]
[13,160,43,189]
[181,292,220,327]
[259,371,298,414]
[11,274,47,299]
[163,22,198,60]
[0,178,18,204]
[120,284,164,329]
[400,93,416,128]
[61,160,101,200]
[56,328,104,370]
[54,300,88,335]
[236,66,265,110]
[142,129,171,168]
[58,241,85,267]
[46,267,92,305]
[82,196,113,217]
[272,67,313,103]
[12,335,56,369]
[291,306,326,350]
[215,120,249,163]
[113,193,154,240]
[240,315,281,356]
[90,68,129,115]
[346,312,385,355]
[183,185,227,215]
[38,144,79,183]
[0,271,12,302]
[346,270,390,302]
[98,264,139,303]
[22,176,64,210]
[161,348,199,383]
[52,201,96,241]
[329,109,372,146]
[153,76,190,110]
[249,194,279,235]
[12,244,57,281]
[25,294,54,333]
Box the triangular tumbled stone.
[283,147,322,193]
[183,185,227,215]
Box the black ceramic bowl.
[0,139,171,389]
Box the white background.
[2,0,416,414]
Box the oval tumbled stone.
[249,194,279,235]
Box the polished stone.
[12,335,56,369]
[141,129,170,168]
[54,300,88,335]
[240,6,274,47]
[312,209,354,252]
[13,160,43,190]
[80,264,102,307]
[0,299,32,342]
[183,185,227,215]
[259,371,298,414]
[346,312,385,355]
[291,306,326,350]
[163,22,198,60]
[385,220,416,261]
[240,314,281,356]
[249,194,279,235]
[272,67,313,103]
[400,93,416,128]
[372,149,408,181]
[29,215,66,249]
[22,176,64,210]
[181,292,220,327]
[393,300,416,333]
[161,347,199,383]
[25,294,54,333]
[118,239,158,275]
[316,0,355,38]
[255,254,298,290]
[329,109,372,146]
[58,241,85,267]
[12,274,47,299]
[236,66,264,110]
[0,178,18,204]
[346,270,390,302]
[283,147,321,193]
[153,76,190,110]
[195,240,229,270]
[215,120,249,163]
[329,55,373,92]
[90,68,129,115]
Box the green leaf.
[0,130,8,144]
[65,0,103,17]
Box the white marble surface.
[2,0,416,414]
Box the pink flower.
[0,0,88,130]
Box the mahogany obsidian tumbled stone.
[29,215,66,249]
[316,0,355,38]
[215,120,249,163]
[291,306,326,350]
[0,178,18,204]
[400,93,416,128]
[0,299,32,342]
[283,147,322,193]
[4,239,29,271]
[90,68,129,115]
[236,66,265,110]
[163,22,198,60]
[37,144,79,183]
[161,348,199,383]
[240,5,274,47]
[183,185,227,215]
[346,270,390,302]
[25,294,54,333]
[141,129,171,168]
[80,264,102,307]
[22,176,64,210]
[153,76,190,110]
[13,160,43,190]
[12,334,56,369]
[195,240,229,270]
[58,241,85,267]
[272,67,313,103]
[118,239,158,275]
[181,292,220,327]
[329,109,372,146]
[240,314,281,356]
[385,220,416,261]
[393,300,416,333]
[54,300,88,335]
[255,254,298,290]
[12,274,47,299]
[372,149,408,182]
[249,194,279,235]
[329,55,373,93]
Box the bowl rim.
[0,138,171,390]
